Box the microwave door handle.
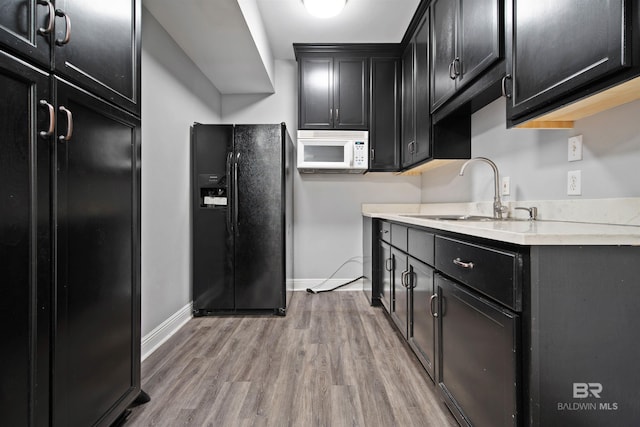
[347,144,354,167]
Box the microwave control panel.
[353,141,367,167]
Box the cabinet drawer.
[391,223,408,251]
[378,221,391,243]
[435,236,522,311]
[408,228,434,266]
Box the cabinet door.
[431,0,458,111]
[408,258,435,379]
[508,0,629,119]
[413,15,432,165]
[436,274,518,427]
[369,57,400,171]
[299,57,333,129]
[0,0,52,67]
[458,0,501,87]
[401,42,415,168]
[378,240,392,313]
[54,77,140,427]
[334,57,368,130]
[391,248,408,339]
[53,0,140,114]
[0,49,51,427]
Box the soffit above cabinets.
[143,0,420,94]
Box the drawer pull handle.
[453,257,474,269]
[401,270,409,288]
[429,294,438,318]
[385,257,392,272]
[55,9,71,46]
[39,100,55,138]
[58,106,73,141]
[38,0,55,35]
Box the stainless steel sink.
[400,214,495,221]
[400,214,528,222]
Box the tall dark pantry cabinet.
[0,1,142,426]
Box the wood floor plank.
[125,292,457,427]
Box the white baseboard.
[292,278,364,292]
[141,302,192,361]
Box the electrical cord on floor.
[306,275,365,294]
[305,256,364,294]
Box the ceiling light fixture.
[303,0,347,19]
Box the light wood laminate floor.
[125,291,457,426]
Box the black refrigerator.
[191,123,293,315]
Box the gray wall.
[141,9,222,336]
[223,60,422,280]
[421,97,640,203]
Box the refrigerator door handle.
[234,152,240,234]
[226,152,233,233]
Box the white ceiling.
[256,0,420,59]
[143,0,420,94]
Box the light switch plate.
[568,135,583,162]
[567,170,582,196]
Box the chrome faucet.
[459,157,508,219]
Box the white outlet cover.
[568,135,583,162]
[501,176,510,196]
[567,170,582,196]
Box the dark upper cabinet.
[54,77,140,427]
[401,42,415,168]
[298,53,368,130]
[53,0,141,115]
[299,57,333,129]
[369,56,401,171]
[0,48,51,427]
[431,0,502,112]
[0,0,52,67]
[402,14,431,169]
[0,0,141,115]
[506,0,633,125]
[334,57,368,129]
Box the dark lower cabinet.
[378,240,392,312]
[436,274,518,427]
[1,1,141,425]
[407,257,436,380]
[54,77,141,427]
[390,247,408,339]
[0,48,51,427]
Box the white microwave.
[296,130,369,174]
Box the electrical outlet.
[501,176,510,196]
[567,170,582,196]
[568,135,583,162]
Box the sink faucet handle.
[514,206,538,220]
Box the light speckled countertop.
[363,201,640,246]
